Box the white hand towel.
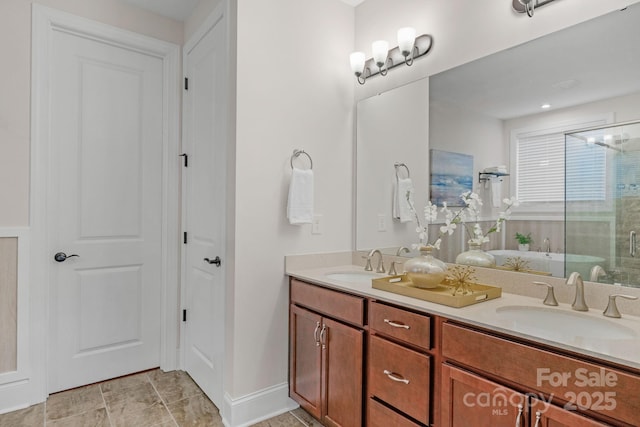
[490,176,502,208]
[392,177,414,223]
[287,167,314,225]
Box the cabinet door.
[530,399,613,427]
[322,317,364,427]
[290,305,323,419]
[441,364,528,427]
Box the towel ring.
[291,149,313,170]
[394,162,410,179]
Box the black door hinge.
[184,77,189,90]
[183,309,187,322]
[179,153,188,167]
[183,231,188,244]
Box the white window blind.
[516,131,606,203]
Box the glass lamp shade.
[371,40,389,67]
[397,27,416,56]
[349,51,366,76]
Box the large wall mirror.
[356,3,640,287]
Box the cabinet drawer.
[369,335,430,424]
[369,301,430,349]
[368,398,422,427]
[442,322,640,426]
[290,279,365,326]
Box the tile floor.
[0,369,322,427]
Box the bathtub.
[487,250,606,278]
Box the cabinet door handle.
[313,321,321,347]
[631,231,637,257]
[514,404,523,427]
[383,319,410,329]
[319,324,327,349]
[533,411,541,427]
[383,370,410,384]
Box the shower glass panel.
[565,120,640,287]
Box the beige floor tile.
[103,381,161,413]
[46,407,109,427]
[46,384,104,421]
[108,400,174,427]
[0,403,44,427]
[100,371,151,394]
[149,370,203,404]
[250,412,305,427]
[166,394,222,427]
[289,408,324,427]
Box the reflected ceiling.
[430,5,640,120]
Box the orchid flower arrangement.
[407,190,519,250]
[406,190,465,251]
[458,191,520,245]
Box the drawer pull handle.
[314,321,321,347]
[319,324,327,349]
[514,404,523,427]
[383,370,410,384]
[533,411,541,427]
[383,319,410,329]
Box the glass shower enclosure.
[565,120,640,287]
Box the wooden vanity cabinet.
[441,364,528,427]
[289,279,365,427]
[441,322,637,427]
[368,301,432,426]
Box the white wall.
[0,0,183,227]
[354,0,640,101]
[232,0,355,400]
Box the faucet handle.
[533,281,558,306]
[389,261,404,276]
[603,294,638,318]
[362,255,373,271]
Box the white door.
[182,14,227,408]
[48,29,164,393]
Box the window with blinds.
[515,130,606,203]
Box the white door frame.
[30,4,181,400]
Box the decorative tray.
[371,274,502,308]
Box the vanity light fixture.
[349,28,433,85]
[512,0,558,17]
[540,103,551,109]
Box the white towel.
[287,167,314,225]
[392,177,414,223]
[490,176,502,208]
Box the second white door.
[182,12,227,409]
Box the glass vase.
[455,242,496,267]
[403,246,447,289]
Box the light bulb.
[372,40,389,68]
[397,27,416,57]
[349,52,365,76]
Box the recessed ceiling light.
[541,103,551,109]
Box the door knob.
[54,252,79,262]
[204,256,221,267]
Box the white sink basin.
[325,271,382,284]
[495,305,638,341]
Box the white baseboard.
[0,379,42,415]
[221,382,299,427]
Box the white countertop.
[287,263,640,371]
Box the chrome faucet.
[543,237,551,254]
[396,246,410,256]
[589,265,606,282]
[566,272,588,311]
[364,249,385,273]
